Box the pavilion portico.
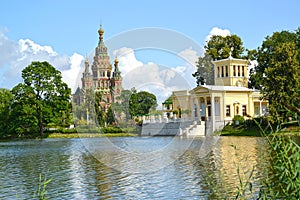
[169,55,268,136]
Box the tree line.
[193,27,300,126]
[0,61,157,138]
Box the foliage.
[250,29,300,90]
[262,42,300,124]
[205,34,245,60]
[33,173,52,200]
[192,54,215,85]
[0,88,13,137]
[113,89,133,121]
[102,126,124,133]
[232,115,245,126]
[249,28,300,125]
[10,61,72,137]
[257,121,300,199]
[193,34,245,86]
[106,106,115,125]
[129,90,157,117]
[94,91,106,126]
[218,118,300,199]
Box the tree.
[10,84,38,136]
[129,91,157,117]
[250,28,300,124]
[113,89,133,121]
[261,42,300,123]
[11,61,71,137]
[94,91,107,127]
[193,34,245,86]
[106,107,115,125]
[205,34,244,60]
[193,54,215,85]
[0,88,13,137]
[249,29,299,90]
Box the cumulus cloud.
[113,47,143,75]
[0,31,83,92]
[61,53,84,91]
[113,47,194,107]
[205,27,231,43]
[178,47,198,67]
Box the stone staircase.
[180,121,205,137]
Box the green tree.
[10,84,38,136]
[94,91,107,126]
[129,91,157,117]
[11,61,71,137]
[206,34,244,60]
[262,42,300,123]
[249,29,299,90]
[250,28,300,124]
[0,88,13,137]
[106,106,115,125]
[193,34,245,85]
[113,89,133,121]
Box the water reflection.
[204,137,269,198]
[0,136,270,199]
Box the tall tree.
[249,29,299,90]
[261,42,300,123]
[0,88,13,137]
[11,61,71,137]
[129,91,157,117]
[94,91,107,126]
[112,89,133,121]
[193,34,245,86]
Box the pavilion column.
[211,94,215,133]
[205,97,208,120]
[260,100,262,116]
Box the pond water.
[0,136,269,199]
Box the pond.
[0,136,270,199]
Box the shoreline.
[47,133,138,138]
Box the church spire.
[114,57,119,71]
[98,24,104,43]
[113,57,122,79]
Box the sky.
[0,0,299,104]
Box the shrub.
[232,115,244,126]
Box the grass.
[47,132,137,138]
[220,125,262,136]
[220,123,300,137]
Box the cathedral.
[73,25,122,110]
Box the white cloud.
[205,27,231,43]
[0,31,83,92]
[113,47,143,75]
[19,39,57,56]
[114,47,193,107]
[61,53,84,92]
[178,47,199,68]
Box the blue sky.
[0,0,299,102]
